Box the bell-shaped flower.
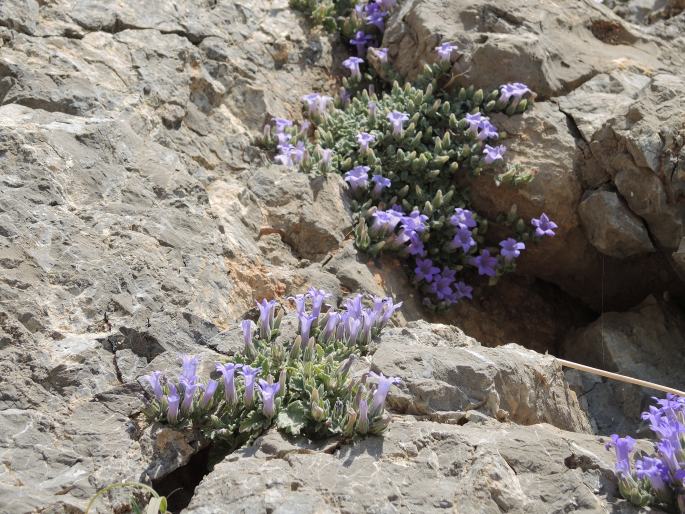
[215,362,242,405]
[258,379,281,418]
[342,56,364,79]
[368,372,401,415]
[499,82,531,103]
[371,175,391,197]
[256,299,278,340]
[469,250,498,277]
[143,370,164,400]
[482,144,506,164]
[435,42,457,63]
[166,383,180,424]
[531,213,558,237]
[499,238,525,261]
[344,165,370,193]
[199,379,218,409]
[387,111,409,136]
[241,365,261,407]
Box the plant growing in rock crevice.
[262,28,556,308]
[141,289,402,452]
[606,394,685,513]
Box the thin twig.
[558,358,685,396]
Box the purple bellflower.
[483,144,506,164]
[452,227,476,253]
[499,82,531,103]
[256,299,278,340]
[166,383,180,424]
[215,362,242,405]
[357,132,375,152]
[435,42,457,63]
[258,380,281,418]
[199,379,218,409]
[469,250,498,277]
[415,258,440,283]
[606,434,636,478]
[368,371,401,415]
[372,47,388,64]
[499,238,525,261]
[241,365,261,407]
[342,56,364,79]
[531,213,558,237]
[350,31,373,56]
[454,281,473,300]
[144,371,164,400]
[344,165,370,193]
[450,208,477,229]
[367,10,388,30]
[371,175,391,197]
[387,111,409,136]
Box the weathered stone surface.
[372,321,592,433]
[578,190,655,258]
[185,417,644,514]
[384,0,666,98]
[563,295,685,435]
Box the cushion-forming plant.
[264,23,556,307]
[141,290,402,450]
[606,395,685,513]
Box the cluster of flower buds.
[607,394,685,511]
[141,290,402,446]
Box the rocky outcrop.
[372,321,591,433]
[184,417,642,514]
[381,0,685,310]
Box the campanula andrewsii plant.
[262,36,556,308]
[141,289,402,451]
[606,395,685,513]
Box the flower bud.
[473,89,484,105]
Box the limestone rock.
[372,321,592,433]
[578,190,655,258]
[184,418,643,514]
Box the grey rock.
[578,190,655,258]
[372,321,592,433]
[562,295,685,435]
[184,417,644,514]
[383,0,665,98]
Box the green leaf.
[145,497,163,514]
[276,400,308,436]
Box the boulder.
[578,190,655,258]
[184,417,644,514]
[372,321,592,433]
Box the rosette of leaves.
[141,291,402,454]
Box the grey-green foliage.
[265,62,544,308]
[142,292,401,454]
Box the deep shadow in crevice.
[152,446,212,513]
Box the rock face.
[382,0,685,310]
[372,321,591,433]
[578,190,655,258]
[184,417,642,514]
[0,0,683,511]
[563,295,685,435]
